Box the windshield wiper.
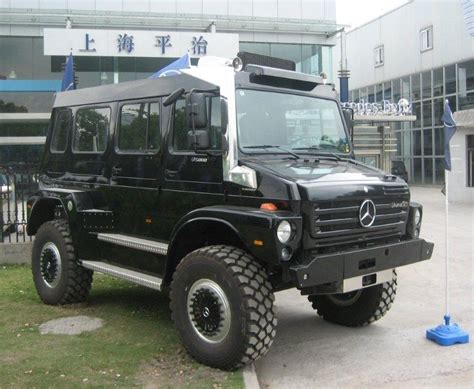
[243,145,300,159]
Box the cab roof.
[53,72,216,108]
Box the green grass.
[0,265,243,388]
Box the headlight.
[414,208,421,225]
[277,220,292,243]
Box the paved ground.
[255,187,473,388]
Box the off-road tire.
[170,245,277,370]
[32,220,93,305]
[308,270,397,327]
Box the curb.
[0,242,32,264]
[243,364,260,389]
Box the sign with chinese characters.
[341,99,413,116]
[43,29,239,58]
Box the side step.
[96,233,168,255]
[81,260,162,290]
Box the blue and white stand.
[426,171,469,346]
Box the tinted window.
[118,102,160,152]
[51,109,72,152]
[73,107,110,153]
[173,97,222,152]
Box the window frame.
[374,45,384,68]
[116,99,161,155]
[420,26,433,53]
[50,108,72,154]
[72,105,111,155]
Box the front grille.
[311,197,408,247]
[383,185,409,196]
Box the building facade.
[338,0,474,186]
[0,0,341,163]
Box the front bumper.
[290,238,433,292]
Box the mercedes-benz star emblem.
[359,199,376,228]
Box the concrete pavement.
[255,187,473,388]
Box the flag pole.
[426,99,469,345]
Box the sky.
[336,0,410,30]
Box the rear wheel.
[170,245,277,370]
[32,220,93,305]
[308,270,397,327]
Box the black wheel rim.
[39,242,62,288]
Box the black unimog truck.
[27,53,433,370]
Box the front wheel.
[170,245,277,370]
[308,270,397,327]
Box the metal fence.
[0,164,39,243]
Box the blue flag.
[442,100,457,171]
[61,53,76,91]
[148,53,191,79]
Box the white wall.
[334,0,474,91]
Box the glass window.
[73,107,110,153]
[424,157,433,184]
[119,102,160,152]
[433,68,443,97]
[420,26,433,52]
[433,98,444,126]
[375,84,383,101]
[374,46,384,67]
[209,97,222,150]
[413,130,422,156]
[239,42,271,56]
[383,82,392,101]
[401,77,410,99]
[271,44,302,71]
[236,89,349,154]
[392,79,401,101]
[445,64,456,95]
[411,74,421,101]
[368,86,375,103]
[459,91,474,110]
[413,158,422,183]
[0,92,54,113]
[435,158,445,184]
[173,100,188,151]
[422,100,432,127]
[51,109,72,152]
[423,128,433,156]
[412,102,421,128]
[434,127,444,155]
[422,71,431,99]
[458,60,474,94]
[359,87,368,102]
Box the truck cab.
[27,53,433,370]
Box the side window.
[73,107,110,153]
[172,97,222,152]
[50,109,72,153]
[118,101,160,152]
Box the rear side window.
[51,109,72,153]
[118,102,160,152]
[173,97,222,152]
[73,107,110,153]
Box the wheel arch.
[164,217,246,285]
[27,196,67,236]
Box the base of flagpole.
[426,315,469,346]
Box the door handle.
[165,169,178,178]
[111,165,123,175]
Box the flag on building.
[148,53,191,79]
[61,53,76,91]
[442,100,457,171]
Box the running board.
[96,233,168,255]
[81,260,162,290]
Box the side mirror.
[221,98,228,134]
[163,88,185,107]
[186,92,208,129]
[187,130,211,150]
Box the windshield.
[236,89,350,155]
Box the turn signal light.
[260,203,278,211]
